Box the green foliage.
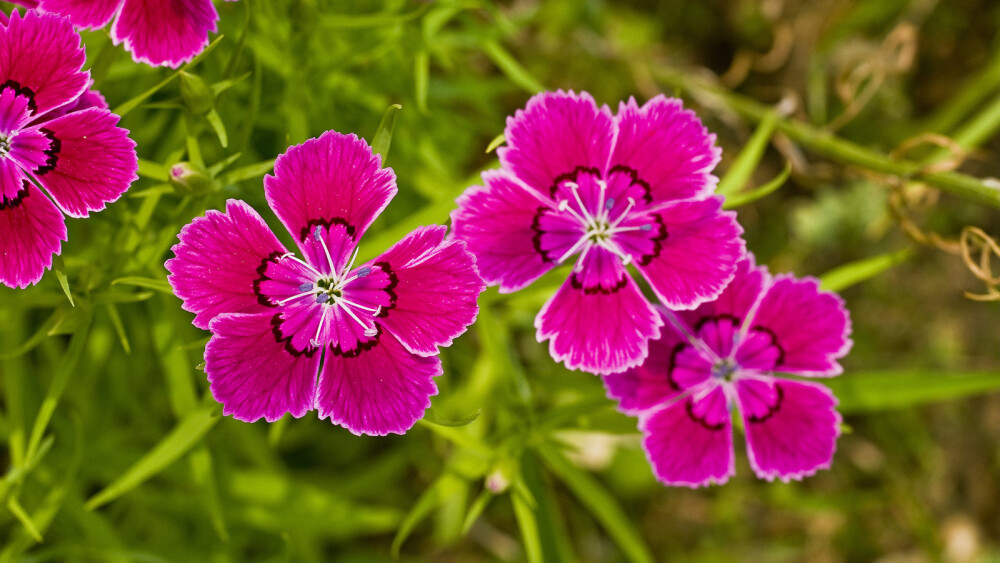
[1,0,1000,561]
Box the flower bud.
[169,162,213,195]
[179,71,214,115]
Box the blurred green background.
[1,0,999,560]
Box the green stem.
[654,68,1000,209]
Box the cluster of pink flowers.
[1,2,853,487]
[451,91,853,486]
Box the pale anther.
[316,293,330,304]
[299,283,313,291]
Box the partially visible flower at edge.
[17,0,239,68]
[166,130,486,436]
[603,254,853,487]
[0,10,137,289]
[451,90,746,375]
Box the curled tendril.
[828,22,918,132]
[960,226,1000,301]
[881,132,968,254]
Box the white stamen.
[336,296,381,314]
[310,304,330,348]
[557,199,591,226]
[607,197,637,230]
[278,290,318,305]
[338,246,362,282]
[335,297,378,337]
[595,238,632,266]
[568,183,597,229]
[278,252,323,278]
[556,233,591,264]
[313,226,337,276]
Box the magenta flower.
[603,255,853,487]
[30,0,238,68]
[166,131,485,436]
[451,91,745,375]
[0,11,137,289]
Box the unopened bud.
[169,162,213,195]
[179,71,215,115]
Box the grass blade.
[819,248,914,292]
[85,405,221,510]
[537,446,654,563]
[826,370,1000,413]
[717,111,778,196]
[111,276,174,295]
[722,162,791,209]
[371,104,403,163]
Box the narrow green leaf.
[219,159,275,185]
[461,489,494,534]
[718,111,779,196]
[485,133,506,153]
[6,496,43,542]
[391,476,445,557]
[511,488,544,563]
[103,303,131,355]
[519,453,574,562]
[819,248,914,292]
[212,72,251,96]
[113,36,224,116]
[207,152,244,177]
[206,109,229,148]
[481,40,545,94]
[416,419,491,455]
[826,370,1000,414]
[722,162,791,209]
[423,408,481,427]
[321,4,429,29]
[111,276,174,295]
[0,311,60,359]
[25,319,91,464]
[188,447,229,541]
[137,158,170,181]
[54,268,74,307]
[538,447,655,563]
[371,104,403,163]
[415,50,430,114]
[85,405,221,510]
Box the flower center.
[273,226,383,348]
[554,178,653,267]
[711,359,738,382]
[0,133,11,158]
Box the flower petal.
[603,321,692,414]
[0,10,89,116]
[0,182,67,288]
[611,96,721,203]
[693,253,770,322]
[739,379,841,482]
[751,274,853,376]
[166,199,289,330]
[640,390,734,487]
[205,312,320,423]
[373,225,485,356]
[27,108,137,218]
[498,90,614,194]
[264,130,396,270]
[633,196,745,310]
[112,0,219,68]
[451,170,555,292]
[316,329,440,436]
[535,268,661,375]
[37,0,121,28]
